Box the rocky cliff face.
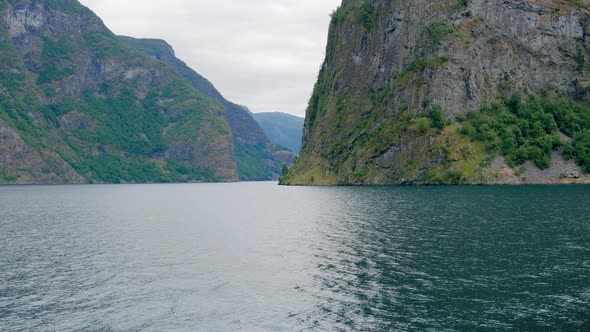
[283,0,590,185]
[0,0,239,183]
[120,37,296,181]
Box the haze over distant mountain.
[253,112,304,155]
[283,0,590,185]
[0,0,293,184]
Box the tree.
[430,105,446,130]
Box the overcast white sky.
[78,0,341,117]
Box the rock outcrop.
[283,0,590,185]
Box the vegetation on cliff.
[459,91,590,173]
[0,0,295,184]
[120,37,296,181]
[283,0,590,185]
[0,0,237,183]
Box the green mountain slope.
[0,0,240,184]
[119,36,296,181]
[253,112,304,155]
[283,0,590,185]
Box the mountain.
[119,37,296,181]
[282,0,590,185]
[0,0,292,184]
[253,112,304,154]
[0,0,240,184]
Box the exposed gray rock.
[522,151,586,184]
[5,2,44,37]
[285,0,590,185]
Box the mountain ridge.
[0,0,291,184]
[119,36,296,181]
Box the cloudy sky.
[78,0,342,117]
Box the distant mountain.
[120,37,296,181]
[253,112,304,155]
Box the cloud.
[78,0,342,117]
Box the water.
[1,183,589,331]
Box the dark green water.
[0,183,589,331]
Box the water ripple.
[1,184,589,331]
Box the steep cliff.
[120,37,296,181]
[0,0,238,184]
[283,0,590,185]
